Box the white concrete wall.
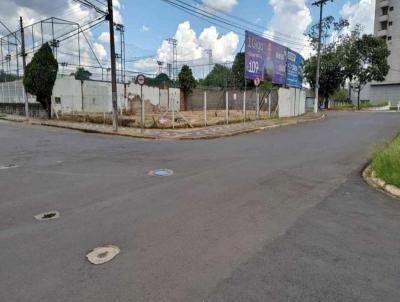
[169,88,180,111]
[52,77,82,113]
[278,87,306,117]
[3,77,181,114]
[357,83,400,105]
[126,84,180,111]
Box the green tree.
[23,43,58,118]
[202,64,232,87]
[178,65,196,105]
[304,49,345,108]
[308,16,349,50]
[343,34,390,109]
[146,73,172,87]
[73,67,92,81]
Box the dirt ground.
[58,110,277,129]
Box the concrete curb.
[178,114,327,140]
[0,113,326,140]
[362,165,400,201]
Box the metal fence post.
[141,85,144,130]
[243,90,246,123]
[204,90,207,126]
[257,88,260,120]
[268,93,271,118]
[226,90,229,124]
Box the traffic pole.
[313,0,332,113]
[107,0,119,131]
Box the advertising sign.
[245,31,288,85]
[286,50,304,88]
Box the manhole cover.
[0,164,19,170]
[86,245,120,265]
[149,169,174,177]
[34,211,60,221]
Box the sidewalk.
[0,113,325,140]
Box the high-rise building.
[360,0,400,104]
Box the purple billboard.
[245,31,288,85]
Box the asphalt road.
[1,111,400,302]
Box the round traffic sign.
[137,74,145,86]
[254,78,261,87]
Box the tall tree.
[73,67,92,81]
[201,64,232,88]
[304,49,345,108]
[178,65,196,107]
[146,73,172,87]
[23,43,58,118]
[343,34,390,109]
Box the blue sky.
[120,0,372,54]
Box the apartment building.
[360,0,400,104]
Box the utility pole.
[312,0,332,113]
[167,38,177,81]
[20,17,29,119]
[107,0,119,131]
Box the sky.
[0,0,376,78]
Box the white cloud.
[98,32,110,43]
[133,21,239,74]
[199,26,239,62]
[141,25,150,32]
[202,0,238,12]
[340,0,375,33]
[265,0,312,58]
[93,42,107,60]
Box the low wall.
[278,88,306,117]
[1,78,181,114]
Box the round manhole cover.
[149,169,174,177]
[0,164,19,170]
[86,245,120,265]
[34,211,60,221]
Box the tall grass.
[372,135,400,187]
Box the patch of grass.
[332,103,355,110]
[372,135,400,187]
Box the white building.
[360,0,400,105]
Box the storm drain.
[34,211,60,221]
[86,245,120,265]
[149,169,174,177]
[0,164,19,170]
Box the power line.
[190,0,309,43]
[160,0,313,49]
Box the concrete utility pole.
[107,0,119,131]
[312,0,332,113]
[20,17,29,119]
